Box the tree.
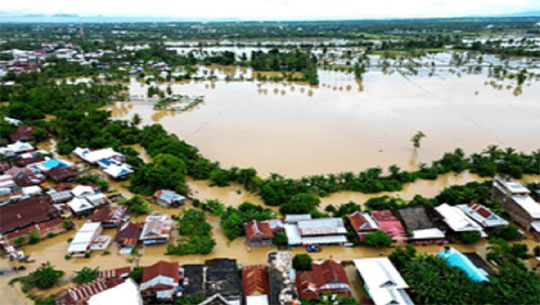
[20,266,64,290]
[493,225,521,241]
[279,193,320,215]
[364,230,392,248]
[120,196,151,215]
[73,267,99,284]
[411,130,426,150]
[461,231,481,244]
[131,114,142,125]
[209,169,230,187]
[28,231,40,244]
[293,254,313,271]
[131,266,144,283]
[273,231,288,246]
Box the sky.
[1,0,539,20]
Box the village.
[0,115,539,305]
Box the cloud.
[2,0,538,19]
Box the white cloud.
[2,0,538,19]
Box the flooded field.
[106,67,540,178]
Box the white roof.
[246,295,269,305]
[284,224,302,245]
[511,196,540,219]
[140,275,176,291]
[300,235,348,245]
[88,278,143,305]
[495,177,530,195]
[411,228,446,240]
[296,218,347,236]
[68,222,102,253]
[74,147,122,164]
[435,203,484,233]
[103,163,133,178]
[67,197,94,213]
[22,185,42,196]
[284,214,312,223]
[353,258,414,305]
[4,117,21,126]
[71,185,95,197]
[457,204,508,228]
[3,141,34,154]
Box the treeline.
[251,48,319,85]
[166,209,216,255]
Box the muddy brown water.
[105,69,540,178]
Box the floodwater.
[105,67,540,178]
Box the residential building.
[353,258,414,305]
[182,264,205,297]
[73,147,124,165]
[139,261,180,300]
[98,266,132,280]
[347,211,379,242]
[91,206,127,228]
[1,218,67,246]
[154,189,185,208]
[371,210,407,242]
[434,203,487,237]
[67,197,96,217]
[198,294,233,305]
[503,195,540,232]
[103,163,133,180]
[47,166,78,182]
[491,176,530,200]
[139,214,173,245]
[115,222,143,254]
[396,206,446,244]
[0,196,57,234]
[9,125,40,142]
[56,277,125,305]
[285,217,347,246]
[242,265,270,305]
[205,258,242,305]
[284,214,312,223]
[67,221,103,257]
[458,203,508,228]
[244,220,275,247]
[87,278,143,305]
[267,251,299,305]
[437,247,490,282]
[296,260,351,300]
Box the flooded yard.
[106,68,540,178]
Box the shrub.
[293,254,313,271]
[461,231,482,244]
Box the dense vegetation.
[166,209,216,255]
[221,202,275,240]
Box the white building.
[88,278,143,305]
[67,222,102,257]
[73,147,123,164]
[353,258,414,305]
[435,203,487,237]
[285,217,347,246]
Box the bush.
[461,231,482,244]
[493,226,521,241]
[14,236,26,245]
[293,254,313,271]
[273,231,288,246]
[28,231,40,245]
[364,230,393,248]
[73,267,99,284]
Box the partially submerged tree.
[411,130,426,150]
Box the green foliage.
[364,230,393,248]
[192,199,225,216]
[325,201,362,217]
[31,127,49,142]
[461,231,482,244]
[175,294,206,305]
[19,266,64,290]
[167,209,216,255]
[273,231,288,246]
[279,193,320,215]
[131,266,144,283]
[292,254,313,271]
[435,181,492,205]
[411,130,426,149]
[221,202,274,240]
[73,267,99,284]
[251,48,319,84]
[129,154,188,195]
[209,169,230,187]
[28,231,40,245]
[14,236,26,245]
[492,225,521,241]
[75,174,109,191]
[119,195,151,215]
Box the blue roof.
[43,159,69,170]
[98,158,114,167]
[437,248,490,282]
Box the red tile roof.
[347,211,378,233]
[0,196,57,234]
[98,267,132,280]
[9,125,39,142]
[3,218,65,242]
[114,222,143,246]
[15,157,45,167]
[242,265,269,296]
[296,260,351,300]
[371,210,407,240]
[91,206,127,224]
[140,261,179,293]
[244,220,274,241]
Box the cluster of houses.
[73,147,134,180]
[244,176,540,249]
[54,244,498,305]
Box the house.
[139,214,173,245]
[14,173,46,187]
[353,258,414,305]
[435,203,487,237]
[98,266,132,280]
[56,277,125,305]
[491,176,531,200]
[47,190,73,203]
[84,193,110,208]
[154,190,185,208]
[244,220,275,247]
[0,141,34,156]
[91,206,127,228]
[182,264,205,297]
[0,196,57,234]
[347,211,379,242]
[87,278,143,305]
[67,197,95,217]
[503,195,540,233]
[198,294,233,305]
[115,222,143,254]
[67,221,103,257]
[15,156,45,167]
[285,218,347,246]
[71,185,96,197]
[139,261,180,300]
[73,147,124,165]
[39,158,71,172]
[296,260,351,301]
[205,258,242,304]
[2,218,67,246]
[396,206,446,244]
[8,125,40,142]
[458,203,508,228]
[47,167,78,182]
[242,265,270,305]
[103,163,133,180]
[284,214,312,223]
[267,251,299,305]
[371,210,407,243]
[437,247,490,282]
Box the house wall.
[247,238,273,247]
[503,198,533,229]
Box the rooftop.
[242,265,270,296]
[397,205,435,231]
[0,196,56,234]
[510,196,540,218]
[458,203,508,228]
[438,247,490,283]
